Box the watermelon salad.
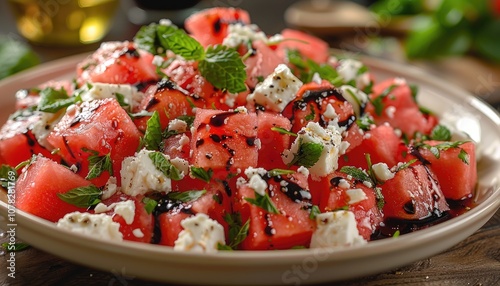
[0,7,477,252]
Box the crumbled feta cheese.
[102,176,118,200]
[120,149,173,196]
[312,72,322,85]
[297,166,310,178]
[152,55,165,67]
[394,77,407,86]
[247,174,268,196]
[170,157,189,177]
[339,141,350,155]
[168,119,188,133]
[339,85,368,118]
[57,212,123,241]
[31,112,63,149]
[174,213,226,253]
[282,122,342,177]
[93,200,136,225]
[337,59,371,89]
[222,23,268,48]
[385,106,396,119]
[247,64,303,112]
[132,228,144,238]
[372,163,395,181]
[310,211,367,248]
[79,83,143,110]
[346,188,368,204]
[244,167,268,178]
[234,106,248,114]
[338,179,350,189]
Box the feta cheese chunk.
[247,64,302,112]
[79,83,143,110]
[339,85,368,118]
[57,212,123,241]
[31,112,63,149]
[282,122,342,177]
[310,211,367,248]
[337,59,371,90]
[372,163,395,182]
[174,213,226,253]
[94,200,136,225]
[346,188,368,204]
[120,149,173,196]
[222,23,268,48]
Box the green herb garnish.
[57,185,102,208]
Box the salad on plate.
[0,7,477,253]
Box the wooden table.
[0,1,499,285]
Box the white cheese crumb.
[337,59,370,90]
[310,211,367,248]
[385,106,396,119]
[323,103,338,120]
[346,188,368,204]
[222,23,267,48]
[247,64,303,112]
[120,149,173,196]
[168,119,188,133]
[93,200,136,225]
[132,228,144,238]
[247,174,268,196]
[339,85,368,118]
[297,166,310,178]
[159,19,173,26]
[372,163,395,181]
[79,83,143,110]
[101,176,118,200]
[152,55,165,67]
[57,212,123,241]
[173,213,226,253]
[282,122,342,178]
[338,179,350,189]
[31,112,63,149]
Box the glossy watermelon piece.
[366,78,438,138]
[234,171,315,250]
[99,192,154,243]
[256,111,292,170]
[134,80,197,132]
[409,140,477,200]
[276,29,330,64]
[184,7,251,47]
[381,164,449,221]
[317,171,383,240]
[47,98,142,187]
[339,124,404,170]
[157,181,232,246]
[76,41,158,85]
[190,109,258,180]
[15,156,92,222]
[244,40,285,89]
[0,111,62,169]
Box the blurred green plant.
[370,0,500,62]
[0,36,40,80]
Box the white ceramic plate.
[0,54,499,285]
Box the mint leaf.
[190,166,213,183]
[370,84,397,116]
[142,111,163,151]
[167,190,207,202]
[0,165,17,189]
[83,149,113,180]
[458,148,470,165]
[430,125,452,141]
[340,166,372,185]
[220,213,250,250]
[37,87,79,113]
[309,205,321,220]
[156,24,205,61]
[288,141,323,168]
[374,187,385,210]
[245,193,280,214]
[268,169,295,177]
[134,23,163,55]
[199,45,247,93]
[0,37,39,80]
[57,185,102,208]
[148,151,182,180]
[271,126,297,136]
[142,197,158,215]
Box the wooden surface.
[0,1,499,285]
[0,210,498,286]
